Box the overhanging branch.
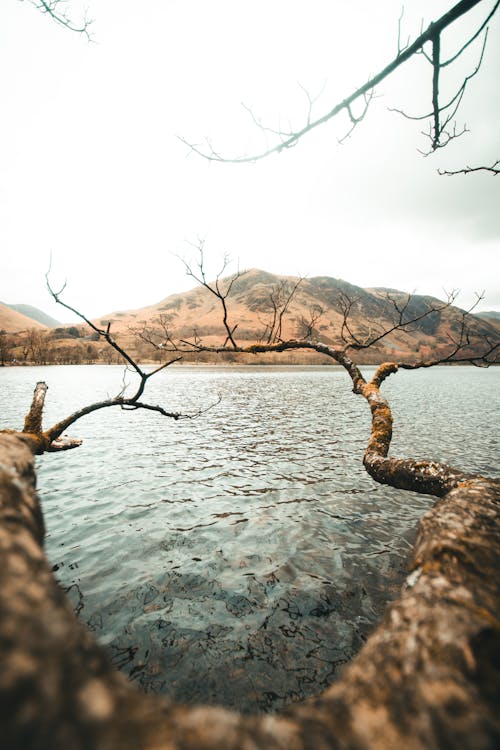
[13,271,222,452]
[179,0,496,163]
[27,0,94,40]
[438,158,500,175]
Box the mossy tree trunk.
[0,371,498,749]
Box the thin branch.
[337,91,375,145]
[389,28,487,126]
[431,30,441,150]
[158,276,498,372]
[425,28,488,152]
[440,0,500,66]
[340,290,461,351]
[438,158,500,175]
[38,269,210,449]
[298,81,329,127]
[296,304,325,340]
[27,0,94,40]
[178,0,491,163]
[274,277,304,342]
[382,293,499,371]
[44,390,221,446]
[396,6,411,57]
[130,254,498,387]
[46,271,144,378]
[176,241,245,349]
[44,398,182,444]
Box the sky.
[1,0,499,323]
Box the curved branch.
[438,158,500,175]
[2,269,499,746]
[359,367,480,496]
[179,0,492,162]
[440,0,500,66]
[176,242,246,349]
[1,360,498,747]
[43,396,183,445]
[4,275,209,452]
[27,0,93,39]
[147,276,497,495]
[46,273,144,380]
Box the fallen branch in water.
[0,357,498,748]
[1,264,499,747]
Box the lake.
[0,364,498,713]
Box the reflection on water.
[0,365,498,712]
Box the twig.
[438,159,500,175]
[178,0,493,162]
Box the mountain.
[0,302,47,333]
[474,310,500,323]
[6,304,60,328]
[95,269,499,363]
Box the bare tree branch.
[135,257,498,374]
[335,289,463,354]
[431,29,442,151]
[179,0,497,163]
[440,0,500,65]
[26,0,94,40]
[18,270,223,453]
[391,28,490,154]
[260,277,304,343]
[396,6,411,57]
[22,381,48,433]
[176,240,246,349]
[337,91,375,145]
[1,425,498,750]
[2,261,499,745]
[438,158,500,175]
[296,304,324,340]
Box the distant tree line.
[0,327,123,366]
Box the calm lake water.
[1,364,498,712]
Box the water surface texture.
[1,365,498,712]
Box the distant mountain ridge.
[3,271,498,364]
[6,303,61,328]
[95,269,499,363]
[474,310,500,322]
[0,302,47,332]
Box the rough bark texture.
[1,419,499,748]
[22,381,48,434]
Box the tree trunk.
[1,427,498,750]
[23,381,48,433]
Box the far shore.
[1,360,495,369]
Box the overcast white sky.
[1,0,499,322]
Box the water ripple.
[0,364,498,712]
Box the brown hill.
[474,310,500,323]
[0,302,47,333]
[95,269,499,364]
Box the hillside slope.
[7,304,60,328]
[474,310,500,323]
[0,302,47,332]
[95,269,499,363]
